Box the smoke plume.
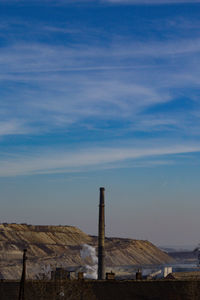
[80,244,98,279]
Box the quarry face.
[0,223,173,279]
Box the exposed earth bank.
[0,224,173,279]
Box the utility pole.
[18,249,27,300]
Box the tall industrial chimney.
[98,187,105,280]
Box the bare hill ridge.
[0,224,173,279]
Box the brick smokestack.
[98,187,105,280]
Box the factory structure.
[3,187,200,299]
[18,187,200,283]
[17,187,196,284]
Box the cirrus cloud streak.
[0,142,200,176]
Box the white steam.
[80,244,98,279]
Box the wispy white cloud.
[0,120,30,136]
[1,8,200,140]
[2,37,200,72]
[0,36,200,136]
[0,142,199,176]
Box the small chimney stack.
[98,187,105,280]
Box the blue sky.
[1,0,200,246]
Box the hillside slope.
[0,224,173,279]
